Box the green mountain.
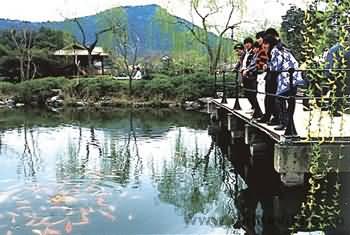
[0,4,208,56]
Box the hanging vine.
[290,0,349,233]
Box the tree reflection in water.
[210,118,350,235]
[21,123,42,178]
[156,128,245,229]
[0,108,348,234]
[56,112,143,187]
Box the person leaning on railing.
[257,32,280,125]
[234,43,245,72]
[255,31,269,71]
[242,41,263,119]
[263,34,305,131]
[240,37,255,111]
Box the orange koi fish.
[65,220,73,234]
[96,197,108,207]
[44,227,61,235]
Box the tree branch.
[73,18,87,48]
[177,21,207,46]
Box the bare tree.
[10,29,37,81]
[21,125,42,177]
[177,0,247,73]
[73,18,116,74]
[113,25,140,96]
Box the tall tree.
[108,8,140,97]
[280,6,306,61]
[72,18,116,74]
[154,7,209,75]
[10,29,36,81]
[0,27,74,80]
[113,26,140,97]
[178,0,246,73]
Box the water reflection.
[1,108,348,235]
[210,116,350,235]
[0,108,242,235]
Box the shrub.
[63,77,127,100]
[143,77,176,99]
[0,82,16,95]
[170,72,215,100]
[7,77,68,103]
[0,72,217,104]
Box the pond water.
[0,108,348,235]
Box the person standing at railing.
[263,34,304,130]
[234,43,245,72]
[240,37,257,113]
[255,31,269,71]
[254,31,271,122]
[325,42,350,116]
[257,30,280,125]
[242,42,263,119]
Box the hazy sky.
[0,0,307,28]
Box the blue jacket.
[268,46,304,95]
[325,43,350,76]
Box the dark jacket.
[235,53,245,71]
[246,53,258,78]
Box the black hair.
[256,31,265,39]
[263,34,278,55]
[234,43,244,50]
[253,41,260,48]
[265,28,279,38]
[243,37,254,45]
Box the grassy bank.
[0,72,215,107]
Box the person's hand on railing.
[262,64,268,71]
[242,70,248,77]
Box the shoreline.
[0,95,211,112]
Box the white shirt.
[133,70,142,80]
[241,49,252,70]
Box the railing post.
[285,68,298,137]
[221,70,228,104]
[233,70,241,110]
[213,71,218,98]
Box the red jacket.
[256,47,268,71]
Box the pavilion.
[54,44,109,75]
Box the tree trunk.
[19,57,24,81]
[212,37,225,74]
[101,57,105,75]
[87,51,93,74]
[26,55,31,80]
[129,75,133,97]
[208,52,216,74]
